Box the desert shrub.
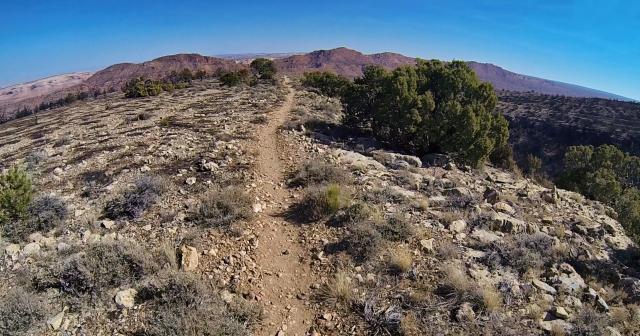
[220,70,251,87]
[24,150,48,170]
[48,241,160,297]
[345,221,383,261]
[571,306,611,336]
[0,167,34,224]
[486,232,559,274]
[341,61,509,168]
[296,184,350,222]
[123,77,164,98]
[250,58,277,80]
[2,195,67,242]
[194,187,253,228]
[288,160,351,187]
[301,71,351,97]
[104,176,165,220]
[330,202,379,227]
[136,271,259,335]
[377,215,414,242]
[0,287,49,335]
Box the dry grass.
[440,264,502,313]
[386,247,413,274]
[318,271,353,305]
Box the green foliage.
[559,144,640,240]
[0,167,34,225]
[525,154,542,178]
[250,58,277,80]
[340,60,509,167]
[220,70,251,87]
[301,71,352,98]
[123,77,164,98]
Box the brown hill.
[274,47,416,78]
[275,47,630,101]
[85,53,244,91]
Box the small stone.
[4,244,20,257]
[140,165,151,172]
[115,288,137,308]
[220,290,234,303]
[180,245,199,271]
[40,237,56,248]
[553,306,570,320]
[455,302,475,322]
[21,242,41,256]
[28,232,44,243]
[101,219,115,229]
[449,219,467,233]
[57,242,71,252]
[533,279,557,295]
[48,311,65,330]
[53,167,64,175]
[186,177,197,185]
[252,203,263,213]
[494,202,515,215]
[420,238,434,252]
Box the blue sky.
[1,0,639,99]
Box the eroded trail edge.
[252,79,313,336]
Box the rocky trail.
[252,78,314,336]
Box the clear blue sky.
[1,0,639,99]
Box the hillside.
[498,91,640,176]
[85,53,244,91]
[0,77,638,335]
[468,62,631,101]
[0,72,92,120]
[274,47,416,78]
[1,47,632,121]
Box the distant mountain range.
[0,47,633,120]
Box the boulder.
[470,229,500,244]
[115,288,137,308]
[180,245,199,271]
[491,213,526,233]
[493,202,515,215]
[552,306,570,320]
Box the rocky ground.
[1,79,639,335]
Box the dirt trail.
[252,78,313,336]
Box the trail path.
[252,78,313,336]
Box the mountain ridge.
[0,47,633,121]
